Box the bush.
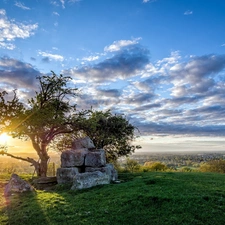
[142,161,168,172]
[179,167,193,172]
[124,158,140,173]
[199,160,225,173]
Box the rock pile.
[56,137,118,190]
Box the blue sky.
[1,0,225,153]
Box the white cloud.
[184,10,193,15]
[14,1,30,10]
[52,0,80,9]
[0,9,6,15]
[68,0,81,3]
[143,0,157,3]
[104,37,142,52]
[221,44,225,47]
[60,0,65,8]
[0,9,38,49]
[82,55,99,61]
[53,12,60,16]
[0,42,15,50]
[38,51,64,61]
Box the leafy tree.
[52,110,141,162]
[0,72,84,177]
[79,110,141,162]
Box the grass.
[1,172,225,224]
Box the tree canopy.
[53,110,141,162]
[0,72,84,177]
[0,72,141,176]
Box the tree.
[52,110,141,162]
[0,72,84,177]
[79,110,141,162]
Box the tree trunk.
[35,158,48,177]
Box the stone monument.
[57,137,118,190]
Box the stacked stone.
[56,137,118,190]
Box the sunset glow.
[0,133,10,145]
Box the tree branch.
[0,151,38,165]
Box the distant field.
[1,172,225,225]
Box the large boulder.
[57,167,80,184]
[61,148,88,167]
[85,149,106,167]
[85,163,118,181]
[72,137,95,150]
[71,171,110,190]
[4,174,34,196]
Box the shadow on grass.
[1,191,51,225]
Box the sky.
[1,0,225,153]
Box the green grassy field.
[1,172,225,225]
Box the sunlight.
[0,133,10,144]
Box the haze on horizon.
[1,0,225,154]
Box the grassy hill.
[1,172,225,225]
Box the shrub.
[142,161,168,172]
[179,167,193,172]
[199,160,225,173]
[124,158,140,173]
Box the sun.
[0,133,10,144]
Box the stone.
[72,137,95,150]
[61,148,88,167]
[85,149,106,167]
[4,174,34,196]
[33,177,58,190]
[71,171,110,190]
[57,167,80,184]
[106,163,118,181]
[85,163,118,181]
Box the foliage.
[142,161,168,172]
[81,110,141,162]
[199,160,225,173]
[0,72,84,177]
[53,110,141,162]
[124,158,140,173]
[1,172,225,224]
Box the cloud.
[184,10,193,15]
[143,0,157,3]
[124,92,155,105]
[170,54,225,96]
[0,57,41,89]
[221,44,225,47]
[97,89,121,98]
[0,9,38,49]
[104,38,142,52]
[82,55,99,62]
[64,44,150,82]
[53,0,80,8]
[60,0,65,8]
[135,103,161,111]
[42,57,50,63]
[14,1,31,10]
[0,42,15,50]
[38,51,64,61]
[53,12,60,16]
